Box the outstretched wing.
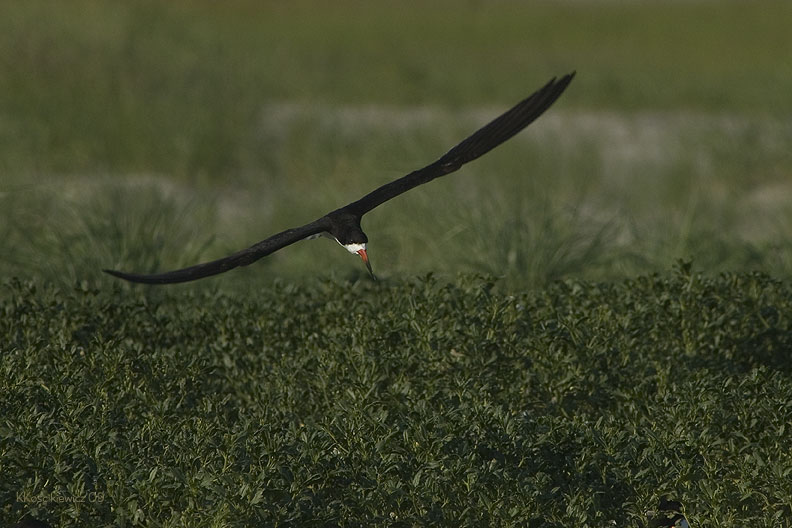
[103,218,329,284]
[343,72,575,216]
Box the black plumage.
[104,72,574,284]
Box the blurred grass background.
[1,0,791,289]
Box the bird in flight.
[104,72,574,284]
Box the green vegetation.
[1,1,791,526]
[2,268,792,526]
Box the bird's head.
[328,212,375,279]
[337,234,375,280]
[341,241,374,279]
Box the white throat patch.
[342,242,367,254]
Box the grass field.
[1,0,792,526]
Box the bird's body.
[104,73,574,284]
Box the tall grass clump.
[0,179,217,287]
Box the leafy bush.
[2,266,791,526]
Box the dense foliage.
[2,267,791,526]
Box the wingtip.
[551,71,576,94]
[541,71,575,94]
[560,70,576,83]
[103,268,139,282]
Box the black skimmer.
[104,72,574,284]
